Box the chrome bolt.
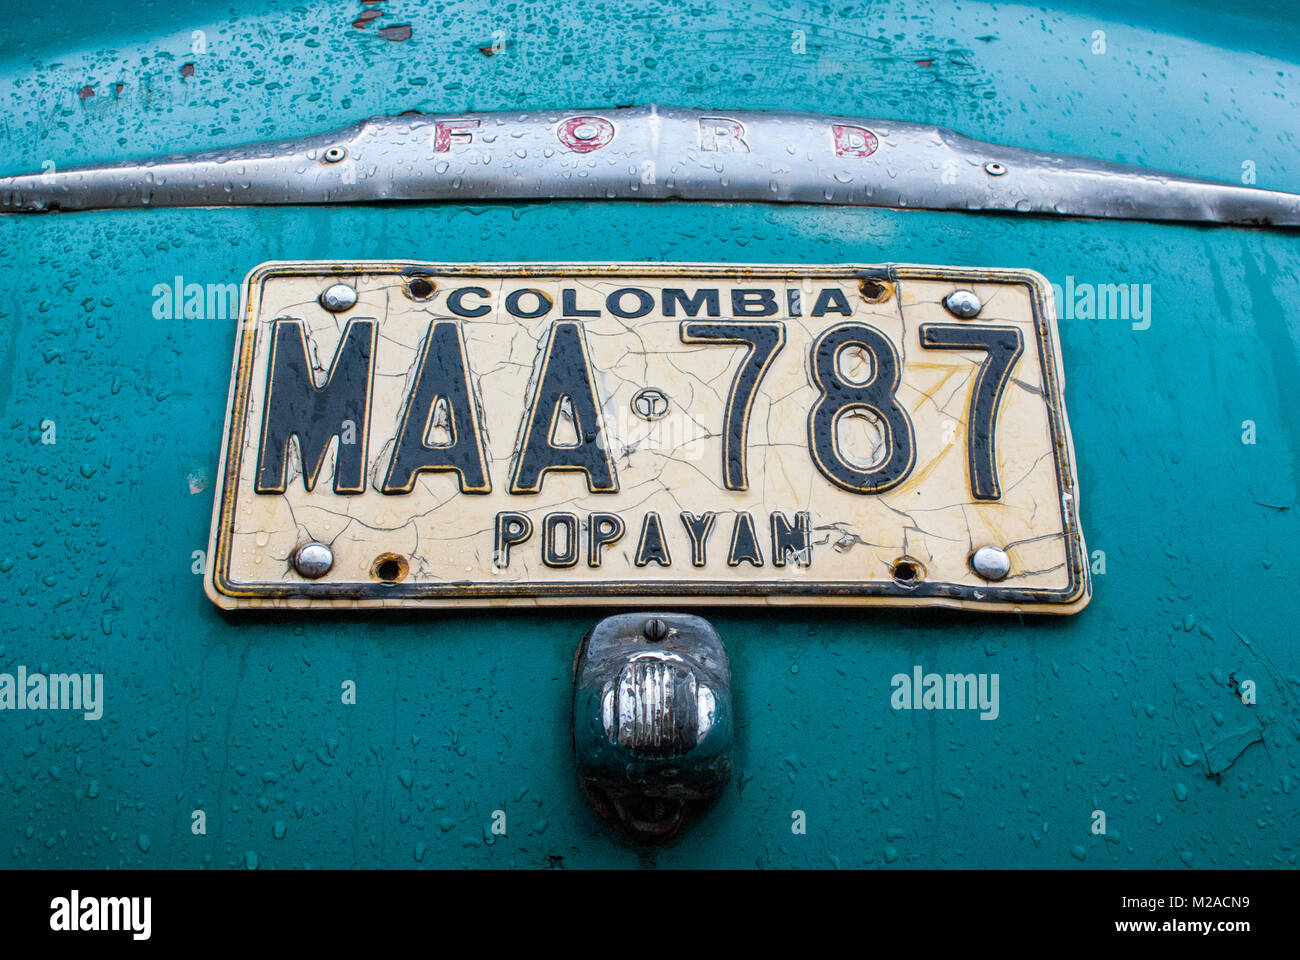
[319,282,358,313]
[943,289,982,318]
[323,145,347,163]
[970,545,1011,581]
[984,160,1007,176]
[643,617,669,642]
[292,541,334,579]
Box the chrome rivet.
[984,160,1007,176]
[970,545,1011,581]
[643,618,669,641]
[319,282,358,313]
[943,288,982,318]
[323,145,347,164]
[292,541,334,579]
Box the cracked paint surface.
[209,262,1086,611]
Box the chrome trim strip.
[2,105,1297,227]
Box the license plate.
[206,262,1089,613]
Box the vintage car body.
[0,0,1296,868]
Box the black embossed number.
[918,322,1023,501]
[680,321,785,490]
[807,322,915,493]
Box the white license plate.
[206,262,1089,613]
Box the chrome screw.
[293,541,334,579]
[984,161,1007,176]
[943,289,982,318]
[970,545,1011,581]
[319,282,358,313]
[323,145,347,163]
[643,618,669,641]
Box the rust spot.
[77,85,94,100]
[377,24,412,41]
[352,9,382,28]
[914,59,934,67]
[114,82,125,97]
[402,275,437,301]
[478,41,512,56]
[370,553,409,583]
[890,556,925,585]
[858,278,894,303]
[181,62,195,77]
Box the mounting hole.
[371,553,409,583]
[890,557,924,585]
[404,276,437,301]
[323,145,347,164]
[859,279,893,303]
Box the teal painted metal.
[0,1,1297,868]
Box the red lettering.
[556,115,615,153]
[831,124,879,158]
[433,119,481,152]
